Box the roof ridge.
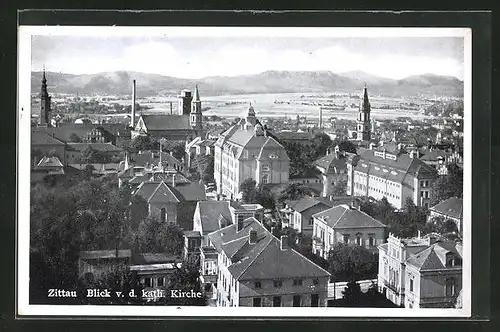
[234,231,273,280]
[331,205,349,228]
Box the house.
[311,204,387,259]
[65,142,123,164]
[129,253,183,295]
[183,230,202,261]
[208,217,331,307]
[428,197,463,233]
[214,104,290,199]
[31,131,66,165]
[378,233,462,308]
[347,143,438,209]
[314,146,351,197]
[193,200,264,247]
[132,150,184,173]
[132,180,206,230]
[284,197,335,235]
[34,156,65,175]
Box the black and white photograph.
[17,25,471,317]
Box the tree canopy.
[327,243,379,282]
[430,163,463,206]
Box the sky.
[31,35,465,80]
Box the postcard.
[17,25,471,317]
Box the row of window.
[142,276,166,288]
[254,278,319,289]
[252,294,320,307]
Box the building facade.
[377,233,462,308]
[208,217,331,307]
[311,204,387,259]
[214,105,290,199]
[347,145,438,209]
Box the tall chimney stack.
[319,107,323,129]
[131,79,136,128]
[170,102,173,115]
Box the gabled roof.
[287,197,332,213]
[66,142,123,152]
[148,182,180,204]
[139,114,191,131]
[420,149,448,161]
[171,183,206,201]
[196,201,233,234]
[36,156,64,168]
[133,151,183,167]
[315,153,348,173]
[430,197,463,220]
[313,204,386,229]
[131,252,180,265]
[208,218,330,281]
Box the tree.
[335,139,357,154]
[342,280,363,307]
[311,133,333,156]
[278,183,314,203]
[327,243,379,282]
[135,217,184,255]
[255,185,276,210]
[163,259,207,306]
[240,178,258,203]
[131,135,153,152]
[31,148,43,167]
[332,179,347,196]
[430,163,463,206]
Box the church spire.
[193,84,200,103]
[360,83,370,112]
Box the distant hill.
[31,70,464,98]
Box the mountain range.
[31,70,464,98]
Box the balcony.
[384,280,402,295]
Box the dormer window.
[446,253,454,267]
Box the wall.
[149,202,177,224]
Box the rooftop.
[139,114,191,131]
[79,249,131,260]
[313,204,387,229]
[430,197,463,220]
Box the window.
[293,279,303,286]
[293,295,301,307]
[310,294,319,307]
[409,279,414,292]
[425,180,429,187]
[356,234,362,246]
[273,296,282,307]
[420,181,424,187]
[425,191,429,199]
[369,236,375,247]
[343,234,349,244]
[308,217,314,226]
[312,278,319,286]
[157,277,165,287]
[145,278,152,287]
[445,278,455,296]
[420,191,424,197]
[160,207,167,222]
[273,280,283,288]
[262,174,269,184]
[446,254,454,267]
[254,281,262,289]
[253,297,261,307]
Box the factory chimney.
[319,107,323,129]
[131,79,137,128]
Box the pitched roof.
[140,114,191,131]
[36,156,64,168]
[275,131,312,141]
[66,142,123,152]
[208,218,330,281]
[131,253,180,265]
[430,197,463,220]
[31,131,66,146]
[32,124,116,143]
[315,153,348,173]
[313,204,387,229]
[79,250,131,260]
[196,201,233,234]
[171,183,206,201]
[148,182,180,204]
[420,149,448,161]
[287,197,332,213]
[406,242,462,271]
[133,151,183,167]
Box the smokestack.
[237,218,244,232]
[319,108,323,129]
[131,79,136,128]
[170,102,173,115]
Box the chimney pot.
[249,229,257,244]
[280,235,290,250]
[172,173,176,187]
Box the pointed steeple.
[248,102,255,117]
[41,66,48,97]
[193,84,200,102]
[360,83,370,111]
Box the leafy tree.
[430,163,463,206]
[332,179,347,196]
[278,183,314,203]
[311,133,333,156]
[327,243,379,282]
[31,148,43,167]
[255,185,276,210]
[202,155,215,184]
[240,178,258,203]
[163,259,207,306]
[342,280,363,307]
[135,217,184,255]
[131,135,153,152]
[334,139,357,154]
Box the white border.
[17,26,472,318]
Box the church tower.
[39,68,52,127]
[190,85,203,132]
[356,84,371,141]
[246,103,257,126]
[178,89,193,115]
